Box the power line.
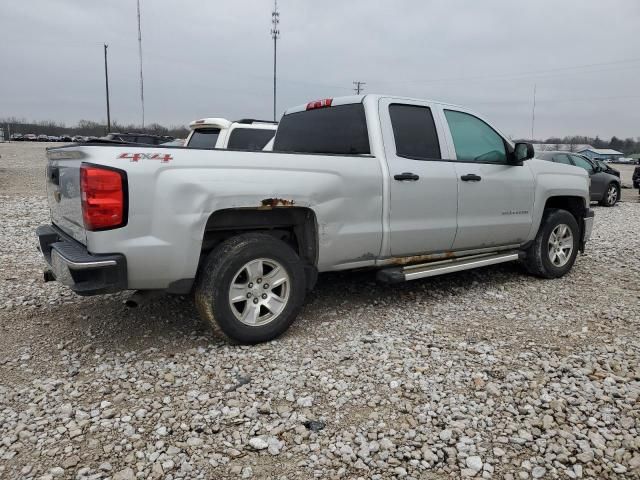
[372,56,640,87]
[353,81,366,95]
[271,0,280,121]
[136,0,145,128]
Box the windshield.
[188,128,221,148]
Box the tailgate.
[46,148,86,244]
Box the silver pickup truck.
[37,94,594,343]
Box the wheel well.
[201,207,318,267]
[543,196,586,223]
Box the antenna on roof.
[530,83,536,141]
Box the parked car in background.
[536,151,621,206]
[60,136,73,142]
[185,118,277,150]
[10,133,24,141]
[37,134,48,141]
[633,165,640,194]
[611,157,634,164]
[101,132,175,145]
[24,134,37,141]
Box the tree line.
[516,135,640,154]
[1,118,189,139]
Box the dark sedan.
[536,151,621,207]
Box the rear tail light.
[80,164,127,231]
[306,98,333,110]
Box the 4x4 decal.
[118,152,173,163]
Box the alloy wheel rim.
[228,258,290,326]
[547,224,573,267]
[607,185,617,205]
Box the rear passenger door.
[441,108,535,250]
[379,98,458,256]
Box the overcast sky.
[2,0,639,139]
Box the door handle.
[394,172,420,181]
[461,174,482,182]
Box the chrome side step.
[377,251,521,283]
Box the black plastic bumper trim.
[36,224,127,295]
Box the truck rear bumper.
[36,225,127,295]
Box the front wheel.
[600,183,619,207]
[195,233,306,344]
[522,209,579,279]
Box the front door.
[441,109,535,251]
[380,99,458,256]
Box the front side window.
[389,104,441,160]
[188,128,221,149]
[570,155,594,173]
[444,110,507,164]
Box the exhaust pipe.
[43,269,55,282]
[125,290,165,308]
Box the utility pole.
[353,81,366,95]
[271,0,280,121]
[530,83,537,141]
[137,0,145,128]
[104,44,111,133]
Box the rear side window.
[389,104,441,160]
[444,110,507,164]
[227,128,275,151]
[273,104,370,155]
[188,128,221,149]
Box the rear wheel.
[600,183,619,207]
[195,233,306,344]
[522,209,579,278]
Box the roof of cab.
[283,94,465,115]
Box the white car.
[185,118,277,150]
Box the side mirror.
[514,142,535,163]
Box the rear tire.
[195,233,306,344]
[599,183,619,207]
[522,209,579,279]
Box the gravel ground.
[0,142,639,479]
